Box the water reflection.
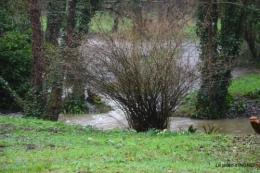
[59,112,254,134]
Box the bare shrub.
[85,1,198,131]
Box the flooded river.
[59,111,254,134]
[58,39,256,135]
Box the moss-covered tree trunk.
[243,0,260,62]
[43,1,66,121]
[132,0,143,37]
[45,0,66,46]
[244,21,258,61]
[27,0,47,119]
[196,0,243,119]
[196,0,220,119]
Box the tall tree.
[195,0,243,119]
[25,0,47,119]
[243,0,260,62]
[196,0,219,119]
[43,0,103,119]
[45,0,66,46]
[28,0,45,90]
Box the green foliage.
[0,31,32,110]
[21,42,63,119]
[220,1,243,60]
[224,93,246,118]
[202,124,222,134]
[61,93,87,114]
[225,92,234,108]
[0,0,30,35]
[246,88,260,99]
[0,0,32,112]
[174,92,197,117]
[88,95,101,104]
[195,82,230,119]
[188,125,198,134]
[95,104,113,114]
[74,0,103,33]
[23,89,46,118]
[226,99,247,118]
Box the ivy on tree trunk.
[195,0,243,119]
[45,0,66,46]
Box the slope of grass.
[229,74,260,96]
[89,12,132,33]
[175,73,260,117]
[89,11,196,37]
[1,116,260,172]
[41,15,47,32]
[89,12,115,32]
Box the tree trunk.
[42,0,78,121]
[0,76,24,109]
[43,78,62,121]
[196,0,243,119]
[244,23,259,61]
[112,13,119,33]
[196,0,221,119]
[132,0,143,37]
[65,0,78,47]
[28,0,45,90]
[45,0,65,45]
[43,0,66,121]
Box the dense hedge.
[0,32,32,111]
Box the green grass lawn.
[41,15,47,32]
[89,12,115,32]
[89,11,132,33]
[1,116,260,172]
[229,74,260,96]
[89,11,196,37]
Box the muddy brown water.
[2,67,257,134]
[59,40,256,134]
[58,89,255,135]
[59,112,255,134]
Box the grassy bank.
[1,116,260,172]
[89,11,196,36]
[175,72,260,117]
[229,74,260,97]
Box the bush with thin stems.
[85,1,198,132]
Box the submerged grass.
[1,116,260,172]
